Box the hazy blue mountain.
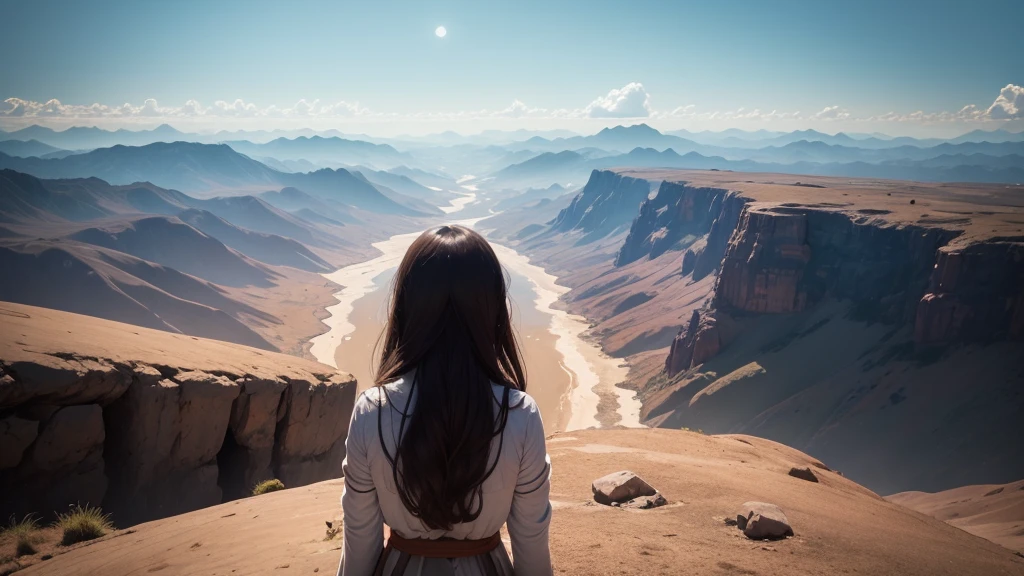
[491,150,589,187]
[258,187,356,224]
[226,136,411,168]
[0,139,66,158]
[0,142,432,215]
[177,208,333,272]
[947,128,1024,144]
[0,123,190,149]
[591,148,1024,183]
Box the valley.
[1,121,1023,573]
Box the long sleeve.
[506,400,553,576]
[338,394,384,576]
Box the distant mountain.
[226,136,411,168]
[0,239,276,350]
[0,142,432,215]
[177,208,333,272]
[69,216,278,288]
[591,147,1024,184]
[491,151,589,187]
[505,124,701,155]
[387,166,458,189]
[947,128,1024,144]
[0,123,190,149]
[258,187,355,224]
[0,139,66,158]
[0,142,280,192]
[353,167,438,200]
[494,183,570,210]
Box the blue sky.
[1,0,1021,136]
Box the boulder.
[736,501,794,539]
[592,470,658,505]
[621,492,668,510]
[788,467,819,483]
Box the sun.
[435,26,447,38]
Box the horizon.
[2,0,1022,138]
[3,120,1023,144]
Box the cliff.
[551,170,652,239]
[0,302,356,526]
[519,169,1024,495]
[13,429,1024,575]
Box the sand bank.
[309,219,642,431]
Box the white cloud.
[584,82,652,118]
[987,84,1023,120]
[4,83,1023,129]
[810,106,850,120]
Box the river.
[308,192,641,432]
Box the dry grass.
[54,504,113,546]
[251,479,286,496]
[3,514,41,557]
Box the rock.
[665,310,724,377]
[0,302,358,525]
[715,208,812,314]
[621,492,668,509]
[0,415,38,469]
[26,405,105,472]
[914,243,1024,345]
[554,171,652,238]
[736,501,794,539]
[681,248,698,276]
[615,181,731,267]
[592,470,658,505]
[788,467,819,483]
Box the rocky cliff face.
[663,199,995,375]
[915,241,1024,344]
[552,170,652,238]
[615,182,731,266]
[0,302,356,526]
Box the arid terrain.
[889,479,1024,554]
[485,168,1024,495]
[7,428,1024,575]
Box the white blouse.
[338,375,554,576]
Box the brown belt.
[374,532,502,576]
[388,531,501,557]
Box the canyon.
[488,168,1024,495]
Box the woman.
[338,225,554,576]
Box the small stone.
[788,467,819,483]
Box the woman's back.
[337,225,553,576]
[340,375,552,575]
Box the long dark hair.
[375,224,526,531]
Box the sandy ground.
[889,479,1024,554]
[15,428,1024,576]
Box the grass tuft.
[54,504,113,546]
[3,514,41,557]
[251,479,286,496]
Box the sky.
[0,0,1021,137]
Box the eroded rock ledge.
[0,302,356,526]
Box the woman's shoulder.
[490,383,541,417]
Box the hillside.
[9,427,1023,575]
[889,479,1024,553]
[487,169,1024,496]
